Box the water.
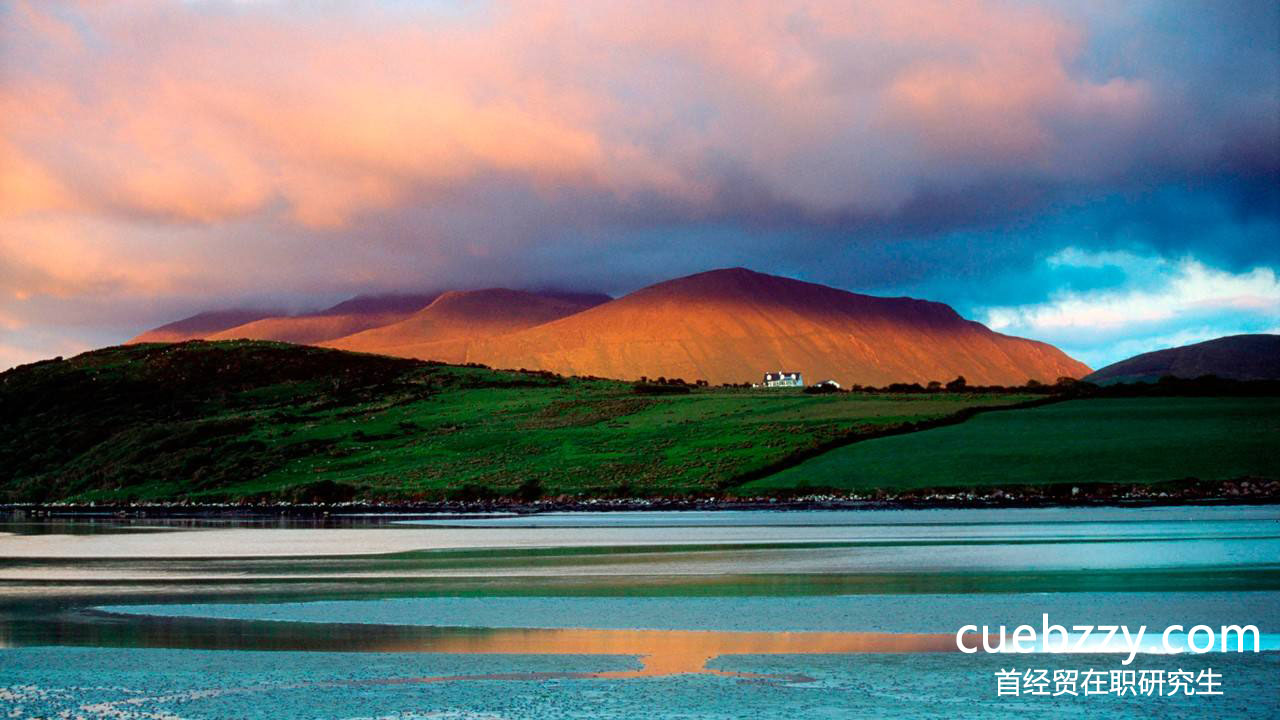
[1,506,1277,718]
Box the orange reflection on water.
[367,627,956,676]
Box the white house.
[762,371,803,388]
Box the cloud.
[986,248,1280,329]
[0,1,681,229]
[3,0,1245,231]
[981,248,1280,367]
[0,0,1275,369]
[0,336,81,371]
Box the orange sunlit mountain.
[203,294,441,345]
[134,269,1090,385]
[129,309,281,344]
[457,268,1090,386]
[131,295,442,346]
[321,289,611,363]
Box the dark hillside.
[1086,334,1280,384]
[0,342,428,501]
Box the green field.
[744,397,1280,493]
[0,341,1032,502]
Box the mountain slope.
[466,268,1089,386]
[202,294,441,345]
[1086,334,1280,384]
[323,289,609,363]
[129,309,279,343]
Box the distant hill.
[1086,334,1280,384]
[463,268,1090,387]
[129,309,279,343]
[203,293,442,345]
[322,289,610,363]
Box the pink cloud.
[1,0,1158,231]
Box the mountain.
[130,269,1086,386]
[462,268,1089,386]
[322,289,610,363]
[198,294,440,345]
[1085,334,1280,384]
[129,309,279,343]
[308,293,444,316]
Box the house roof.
[764,371,801,380]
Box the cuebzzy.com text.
[956,614,1261,665]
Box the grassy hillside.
[0,341,1032,503]
[744,397,1280,494]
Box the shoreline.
[4,479,1278,519]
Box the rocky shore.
[3,477,1276,520]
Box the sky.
[1,0,1277,371]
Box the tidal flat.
[1,507,1277,719]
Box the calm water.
[1,506,1277,718]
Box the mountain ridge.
[129,308,281,344]
[202,293,443,345]
[1086,334,1280,384]
[322,289,610,363]
[131,267,1090,386]
[459,268,1089,386]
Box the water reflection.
[0,608,955,676]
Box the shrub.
[632,382,691,395]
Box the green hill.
[0,341,1031,503]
